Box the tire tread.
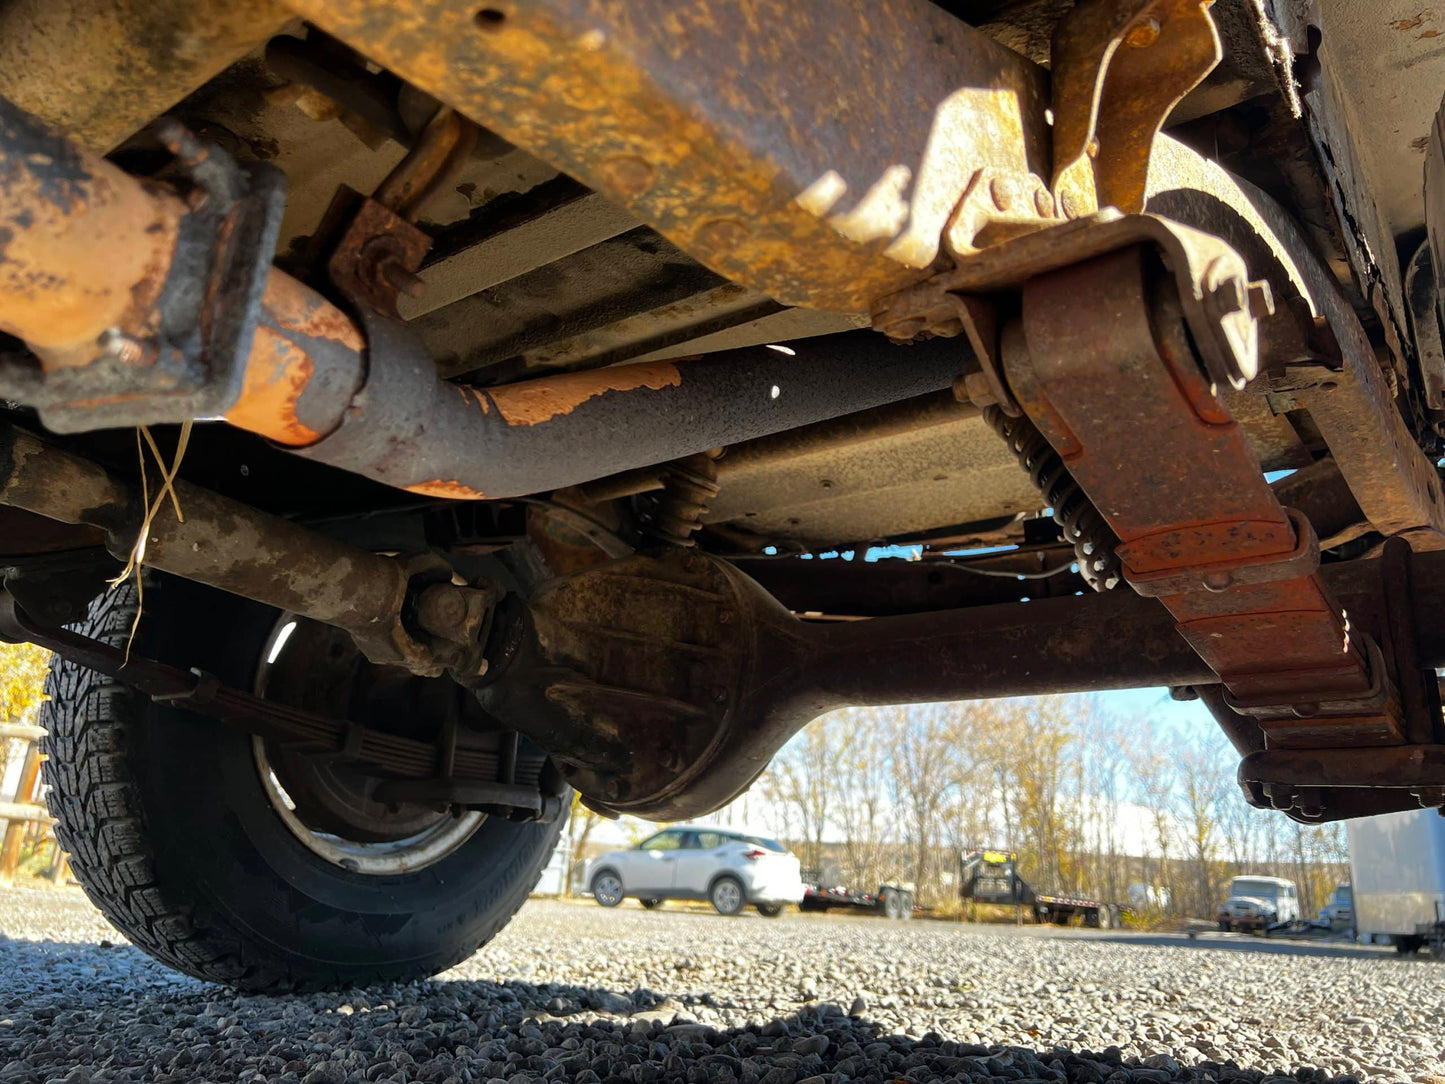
[39,583,552,991]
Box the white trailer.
[1347,809,1445,953]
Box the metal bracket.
[1123,507,1321,597]
[322,187,432,319]
[874,211,1271,391]
[1050,0,1222,216]
[0,121,286,432]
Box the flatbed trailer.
[960,849,1124,929]
[800,882,917,919]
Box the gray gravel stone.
[0,886,1440,1084]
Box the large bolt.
[1125,17,1161,47]
[989,177,1017,212]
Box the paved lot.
[1,886,1443,1084]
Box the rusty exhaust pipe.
[0,95,965,499]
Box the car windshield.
[1332,885,1352,905]
[1230,878,1281,901]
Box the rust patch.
[225,325,323,446]
[485,361,682,426]
[405,478,488,499]
[0,0,291,155]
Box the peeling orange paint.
[485,361,683,426]
[225,325,323,446]
[405,478,489,499]
[454,384,491,413]
[0,135,183,358]
[260,272,366,351]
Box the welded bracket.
[1050,0,1222,216]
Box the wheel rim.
[714,879,742,913]
[252,615,483,875]
[595,873,623,904]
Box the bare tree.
[888,704,958,900]
[758,715,836,872]
[1129,725,1178,913]
[1173,735,1229,916]
[831,707,892,888]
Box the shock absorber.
[984,405,1122,591]
[649,449,722,546]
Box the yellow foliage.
[0,642,51,723]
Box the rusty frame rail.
[281,0,1055,314]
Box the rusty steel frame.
[0,0,291,153]
[281,0,1055,315]
[1,1,1436,542]
[279,0,1445,544]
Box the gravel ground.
[1,886,1443,1084]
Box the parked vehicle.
[958,849,1123,928]
[798,860,916,919]
[1320,882,1353,928]
[1216,876,1300,933]
[1348,810,1445,954]
[587,827,805,916]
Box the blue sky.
[1096,686,1218,743]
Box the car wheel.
[1218,920,1231,932]
[756,903,784,917]
[640,898,663,909]
[592,870,625,907]
[710,875,746,915]
[883,887,911,920]
[40,578,564,993]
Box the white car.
[587,826,805,916]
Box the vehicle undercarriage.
[3,0,1445,986]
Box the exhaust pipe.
[0,94,964,499]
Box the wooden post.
[46,838,67,884]
[0,741,43,876]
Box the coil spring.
[983,405,1122,591]
[651,450,721,546]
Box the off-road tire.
[755,903,784,917]
[40,577,564,992]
